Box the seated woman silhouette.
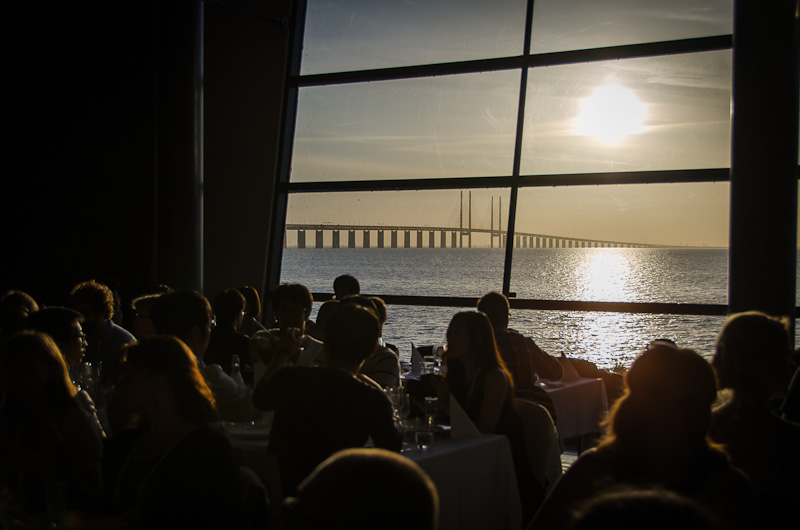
[529,345,754,530]
[428,310,542,523]
[710,311,800,527]
[0,331,104,517]
[102,336,243,529]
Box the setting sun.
[575,84,646,144]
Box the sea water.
[280,247,798,371]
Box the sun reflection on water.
[575,250,634,302]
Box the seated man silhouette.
[477,291,561,418]
[333,274,360,299]
[249,283,324,381]
[340,295,400,389]
[150,289,252,422]
[205,288,252,384]
[252,302,401,496]
[70,279,135,382]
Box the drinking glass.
[415,429,434,451]
[424,396,438,428]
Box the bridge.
[286,192,668,249]
[285,224,662,249]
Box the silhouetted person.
[0,289,39,351]
[250,283,324,382]
[429,310,541,523]
[150,289,252,422]
[333,274,360,299]
[70,279,135,382]
[281,448,439,530]
[709,311,800,528]
[103,336,250,529]
[252,303,401,496]
[478,291,561,418]
[306,299,339,342]
[205,288,252,383]
[237,285,267,337]
[530,346,754,530]
[130,293,160,340]
[1,332,104,517]
[341,295,400,389]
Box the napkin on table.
[411,342,424,373]
[449,396,481,440]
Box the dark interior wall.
[5,2,159,310]
[4,0,290,321]
[203,0,291,306]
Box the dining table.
[539,376,608,442]
[404,433,522,530]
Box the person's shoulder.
[108,321,136,343]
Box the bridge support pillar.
[451,231,457,248]
[377,230,384,248]
[417,231,423,248]
[315,230,324,248]
[404,231,411,248]
[332,230,340,248]
[348,230,356,248]
[441,230,447,248]
[297,230,306,249]
[429,231,435,248]
[391,230,398,248]
[363,230,370,248]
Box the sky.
[284,0,750,247]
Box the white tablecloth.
[405,434,522,530]
[542,377,608,440]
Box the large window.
[269,0,791,368]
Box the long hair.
[446,311,515,405]
[1,331,77,413]
[123,336,217,425]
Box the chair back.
[515,399,563,494]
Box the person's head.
[713,311,794,401]
[599,346,717,456]
[0,290,39,336]
[324,303,380,365]
[308,299,340,342]
[24,306,87,368]
[238,285,262,319]
[2,331,77,406]
[446,311,508,373]
[570,489,719,530]
[271,283,314,330]
[121,335,217,426]
[646,338,678,351]
[131,293,161,340]
[214,289,246,330]
[477,291,510,330]
[333,274,360,299]
[150,289,213,358]
[282,448,438,530]
[69,279,115,331]
[368,296,388,327]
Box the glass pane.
[510,310,725,371]
[307,303,725,371]
[509,183,730,303]
[280,189,510,296]
[522,51,732,175]
[302,0,527,75]
[291,71,520,182]
[531,0,733,54]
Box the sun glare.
[575,84,646,144]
